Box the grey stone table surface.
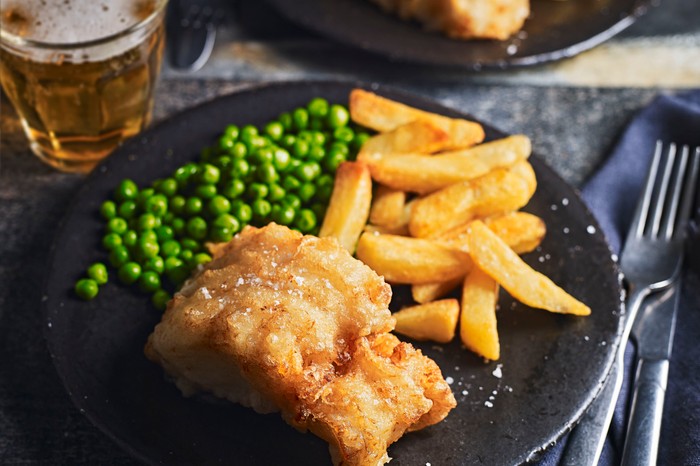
[0,0,698,464]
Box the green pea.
[293,139,310,158]
[278,112,293,131]
[102,233,122,250]
[210,226,233,243]
[195,184,217,200]
[309,118,324,131]
[307,97,329,118]
[107,217,128,235]
[214,156,232,170]
[140,230,158,243]
[184,197,203,216]
[144,256,165,274]
[155,225,174,242]
[273,148,291,172]
[257,163,278,184]
[157,178,178,197]
[186,216,208,240]
[283,193,301,210]
[224,124,240,141]
[282,175,301,192]
[298,183,316,203]
[247,183,268,200]
[324,149,346,173]
[179,249,194,262]
[327,104,349,128]
[165,258,189,286]
[271,204,295,225]
[213,214,241,233]
[333,126,354,143]
[231,158,250,179]
[308,145,325,162]
[232,202,253,224]
[268,183,286,202]
[317,174,334,188]
[221,179,246,200]
[138,236,160,259]
[174,163,198,187]
[170,218,186,236]
[199,164,221,185]
[218,136,235,151]
[311,131,326,147]
[281,134,296,149]
[295,162,321,182]
[329,141,350,155]
[264,121,284,141]
[144,194,168,217]
[316,184,334,203]
[246,136,267,153]
[208,195,231,216]
[136,188,155,210]
[114,179,138,202]
[192,252,212,266]
[137,213,158,231]
[100,200,117,220]
[295,208,317,233]
[138,271,161,293]
[75,278,99,300]
[352,132,371,152]
[164,256,184,272]
[152,289,171,311]
[169,195,186,215]
[122,230,138,248]
[118,262,141,285]
[231,141,247,159]
[293,108,309,131]
[240,125,258,142]
[253,147,275,165]
[252,199,272,219]
[87,262,108,285]
[161,240,181,258]
[181,238,200,252]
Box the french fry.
[319,161,372,253]
[357,120,448,163]
[409,161,535,238]
[466,221,591,316]
[393,299,460,343]
[368,135,531,194]
[412,277,462,304]
[369,185,406,227]
[355,232,472,284]
[460,266,500,361]
[411,212,546,302]
[349,89,485,150]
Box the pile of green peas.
[74,98,371,309]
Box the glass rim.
[0,0,168,50]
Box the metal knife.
[620,281,680,465]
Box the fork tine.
[673,146,700,239]
[650,143,677,237]
[628,141,664,240]
[659,144,688,239]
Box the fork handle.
[620,358,669,466]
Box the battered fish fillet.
[370,0,530,40]
[145,223,456,466]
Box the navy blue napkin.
[536,89,700,466]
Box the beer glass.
[0,0,168,173]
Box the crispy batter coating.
[370,0,530,40]
[146,224,455,466]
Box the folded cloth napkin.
[536,89,700,466]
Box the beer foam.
[1,0,156,44]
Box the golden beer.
[0,0,167,173]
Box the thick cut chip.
[358,120,449,163]
[350,89,484,150]
[411,278,463,304]
[460,267,500,361]
[409,161,535,238]
[393,299,460,343]
[356,232,472,284]
[368,135,531,194]
[466,220,591,316]
[319,161,372,253]
[369,185,407,228]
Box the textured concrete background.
[0,0,697,463]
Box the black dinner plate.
[265,0,651,69]
[44,81,623,466]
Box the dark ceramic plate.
[265,0,650,69]
[44,81,623,465]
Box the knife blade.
[621,281,680,466]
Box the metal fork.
[562,141,699,466]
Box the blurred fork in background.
[167,0,227,71]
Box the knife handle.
[621,358,669,466]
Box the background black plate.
[44,81,623,465]
[265,0,650,69]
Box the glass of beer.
[0,0,168,173]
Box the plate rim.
[42,79,625,465]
